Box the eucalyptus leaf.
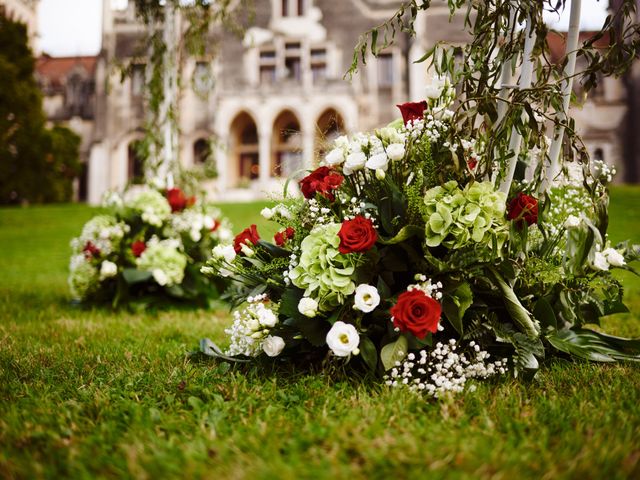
[381,335,408,371]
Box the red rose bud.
[82,241,101,259]
[390,289,441,339]
[467,158,478,170]
[187,195,196,207]
[234,224,260,253]
[338,215,377,254]
[131,240,146,258]
[274,227,295,246]
[210,219,220,232]
[507,192,539,227]
[397,101,428,125]
[299,166,344,201]
[166,188,188,212]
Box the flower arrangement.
[200,80,639,395]
[69,186,232,308]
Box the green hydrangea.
[136,240,187,287]
[68,254,99,300]
[288,223,357,309]
[127,189,171,227]
[424,180,508,250]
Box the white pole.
[495,6,517,125]
[544,0,583,188]
[499,15,537,194]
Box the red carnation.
[299,166,344,201]
[83,241,101,259]
[338,216,377,254]
[166,188,190,213]
[507,192,538,227]
[390,289,441,339]
[234,224,260,254]
[131,240,146,258]
[274,227,295,247]
[397,101,428,125]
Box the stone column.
[259,130,271,192]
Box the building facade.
[34,0,639,204]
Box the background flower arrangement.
[200,75,640,395]
[69,185,232,309]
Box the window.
[282,0,289,16]
[259,50,277,85]
[377,53,394,88]
[285,56,301,81]
[193,139,210,165]
[193,61,213,94]
[298,0,305,16]
[281,0,305,16]
[128,141,145,184]
[311,48,327,82]
[131,64,145,97]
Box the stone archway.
[271,110,302,177]
[315,108,345,160]
[229,111,259,188]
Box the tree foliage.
[0,13,81,204]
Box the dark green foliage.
[0,14,81,204]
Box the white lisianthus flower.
[325,147,345,166]
[366,152,389,171]
[213,244,237,263]
[298,297,319,318]
[386,143,405,161]
[424,75,448,99]
[258,307,278,328]
[261,207,274,219]
[564,214,582,229]
[99,260,118,280]
[334,135,350,150]
[240,243,255,257]
[603,247,626,267]
[276,204,292,219]
[217,227,234,243]
[262,335,285,357]
[592,251,610,271]
[353,284,380,313]
[190,229,202,242]
[203,215,215,230]
[343,151,367,175]
[326,321,360,357]
[375,169,386,180]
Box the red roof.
[36,55,97,88]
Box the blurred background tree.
[0,12,81,205]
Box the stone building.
[34,0,639,204]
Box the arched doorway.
[315,108,345,160]
[272,110,302,177]
[229,112,259,188]
[127,140,145,184]
[193,138,210,165]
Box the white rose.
[365,152,389,171]
[603,247,625,267]
[262,336,285,357]
[592,251,609,271]
[99,260,117,280]
[343,151,367,175]
[217,228,233,243]
[353,284,380,313]
[326,321,360,357]
[261,207,274,219]
[258,308,278,328]
[276,205,292,219]
[298,297,318,318]
[564,215,582,229]
[152,268,169,286]
[325,148,345,166]
[386,143,405,161]
[424,75,448,99]
[213,244,237,263]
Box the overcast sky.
[37,0,611,57]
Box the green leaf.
[488,268,540,338]
[547,328,640,363]
[359,336,378,371]
[199,338,250,363]
[378,225,424,245]
[278,287,304,318]
[257,240,291,258]
[122,268,153,285]
[381,335,408,371]
[441,282,473,336]
[532,297,557,330]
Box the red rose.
[166,188,188,212]
[390,289,441,339]
[234,224,260,253]
[397,101,428,125]
[274,227,295,246]
[467,158,478,170]
[507,192,538,227]
[83,241,100,259]
[131,240,146,258]
[299,167,344,201]
[210,219,220,232]
[338,216,377,254]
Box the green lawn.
[1,190,639,479]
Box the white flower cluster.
[170,207,231,243]
[304,198,334,226]
[592,159,617,184]
[544,186,592,237]
[591,245,626,271]
[260,204,293,221]
[409,275,443,300]
[225,301,281,357]
[340,197,377,225]
[125,188,172,227]
[70,215,128,256]
[404,109,453,143]
[135,237,187,286]
[385,340,508,398]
